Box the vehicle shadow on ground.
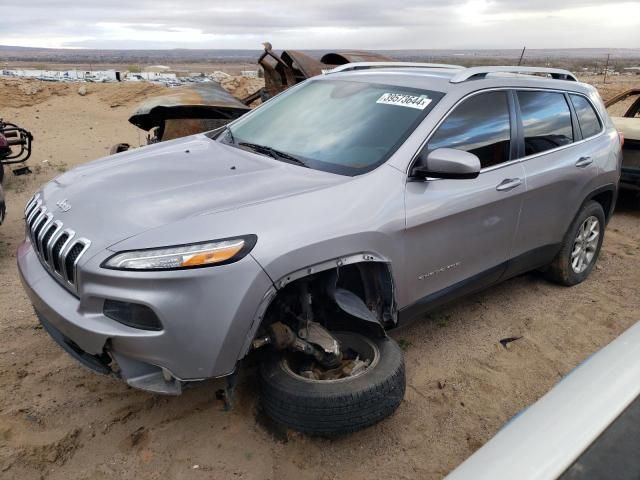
[615,190,640,215]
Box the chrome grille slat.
[24,194,39,218]
[57,230,76,280]
[31,209,49,243]
[41,223,58,262]
[51,233,70,273]
[26,200,42,224]
[28,204,45,228]
[44,221,64,264]
[36,214,54,254]
[64,240,91,287]
[23,194,91,293]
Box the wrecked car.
[0,119,34,224]
[19,64,620,435]
[251,42,393,102]
[111,82,251,153]
[607,89,640,192]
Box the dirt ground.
[0,76,639,480]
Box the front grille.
[24,193,91,292]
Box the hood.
[39,135,346,252]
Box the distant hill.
[1,45,639,67]
[0,45,261,64]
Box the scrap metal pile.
[0,119,34,224]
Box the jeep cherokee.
[18,63,622,435]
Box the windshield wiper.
[238,142,308,168]
[223,126,236,145]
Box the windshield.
[222,79,443,176]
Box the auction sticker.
[376,93,432,110]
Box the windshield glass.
[223,79,443,176]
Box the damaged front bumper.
[17,236,272,394]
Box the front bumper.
[18,236,272,393]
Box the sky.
[1,0,639,50]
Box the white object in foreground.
[446,321,640,480]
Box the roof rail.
[450,66,578,83]
[326,62,463,74]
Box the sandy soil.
[0,77,639,480]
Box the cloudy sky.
[2,0,639,50]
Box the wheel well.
[589,189,614,221]
[255,262,396,342]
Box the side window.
[517,91,573,156]
[570,94,602,139]
[427,91,511,169]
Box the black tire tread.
[259,336,405,436]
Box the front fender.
[238,251,395,360]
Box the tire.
[0,184,5,226]
[0,164,5,225]
[545,200,605,286]
[259,332,405,436]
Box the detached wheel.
[546,200,605,286]
[259,332,405,436]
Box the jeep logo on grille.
[56,199,72,212]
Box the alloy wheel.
[571,215,600,274]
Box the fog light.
[104,300,163,331]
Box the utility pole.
[603,53,610,84]
[518,46,526,66]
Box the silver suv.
[18,64,622,435]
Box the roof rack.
[449,66,578,83]
[325,62,463,74]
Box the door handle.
[496,178,522,192]
[575,156,593,168]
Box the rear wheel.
[259,331,405,436]
[545,200,605,286]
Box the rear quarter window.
[517,91,573,156]
[570,94,602,139]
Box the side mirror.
[411,148,481,180]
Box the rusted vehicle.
[249,42,393,102]
[111,82,251,153]
[114,44,393,152]
[606,89,640,192]
[1,119,34,224]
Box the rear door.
[402,90,525,313]
[508,90,604,270]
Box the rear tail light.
[618,130,624,147]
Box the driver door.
[401,90,525,315]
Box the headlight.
[102,235,256,271]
